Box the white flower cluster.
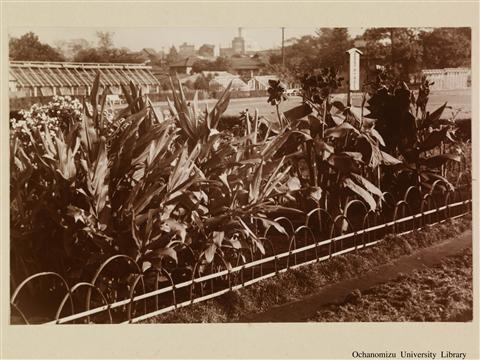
[10,96,84,145]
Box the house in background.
[169,57,201,74]
[209,72,249,91]
[230,57,266,79]
[129,48,166,68]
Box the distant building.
[230,57,266,79]
[179,42,196,57]
[219,47,235,57]
[220,27,247,57]
[134,48,165,64]
[169,57,201,74]
[232,27,246,55]
[209,73,249,91]
[198,44,215,58]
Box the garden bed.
[144,215,471,323]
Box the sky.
[8,27,366,53]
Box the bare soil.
[311,248,472,322]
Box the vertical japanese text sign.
[347,48,363,91]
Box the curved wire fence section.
[11,184,472,324]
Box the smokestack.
[238,27,243,38]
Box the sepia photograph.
[8,24,473,325]
[1,1,478,359]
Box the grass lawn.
[152,88,471,121]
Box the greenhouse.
[9,61,161,98]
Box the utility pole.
[281,27,285,68]
[390,28,395,68]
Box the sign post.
[346,47,363,106]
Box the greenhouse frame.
[9,61,161,98]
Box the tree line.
[268,27,471,81]
[9,28,471,81]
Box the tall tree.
[363,28,423,80]
[55,38,91,60]
[9,32,65,61]
[420,28,471,68]
[71,31,139,63]
[165,46,180,64]
[96,31,114,50]
[316,28,353,69]
[269,35,322,76]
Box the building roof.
[210,76,249,90]
[142,48,160,56]
[9,61,160,88]
[169,57,202,68]
[202,71,235,78]
[230,57,266,70]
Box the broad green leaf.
[370,128,385,146]
[152,247,178,264]
[254,217,287,235]
[90,72,100,108]
[160,219,187,242]
[328,153,360,174]
[343,177,377,211]
[420,102,447,129]
[253,238,266,255]
[314,137,334,159]
[87,139,109,215]
[287,176,301,191]
[381,151,402,166]
[212,231,225,246]
[310,187,323,202]
[205,244,217,263]
[227,237,242,249]
[351,173,384,199]
[283,103,312,122]
[324,122,358,138]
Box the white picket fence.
[422,68,471,90]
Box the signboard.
[347,48,362,91]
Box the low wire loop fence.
[10,184,472,324]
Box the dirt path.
[239,230,472,322]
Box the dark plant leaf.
[419,154,461,168]
[419,127,449,152]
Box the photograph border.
[1,1,478,359]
